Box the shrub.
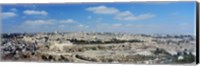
[174,53,195,63]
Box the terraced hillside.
[1,32,196,64]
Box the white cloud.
[86,6,156,21]
[77,24,89,29]
[87,16,92,19]
[116,11,133,17]
[59,19,76,24]
[136,14,156,19]
[125,24,144,28]
[112,23,122,27]
[115,11,134,20]
[15,19,90,32]
[23,10,48,16]
[125,24,132,27]
[23,20,54,25]
[85,25,89,28]
[16,20,55,32]
[86,6,119,14]
[58,24,65,28]
[115,12,156,21]
[96,17,103,22]
[23,19,78,26]
[2,12,17,19]
[78,24,84,27]
[10,8,17,12]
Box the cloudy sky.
[1,2,196,34]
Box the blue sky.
[1,2,196,34]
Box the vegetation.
[68,38,143,44]
[174,54,195,63]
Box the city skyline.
[1,2,196,35]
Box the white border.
[0,0,199,66]
[0,0,196,3]
[0,62,196,66]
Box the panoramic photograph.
[1,2,197,64]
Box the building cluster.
[1,32,196,64]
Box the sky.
[1,2,196,35]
